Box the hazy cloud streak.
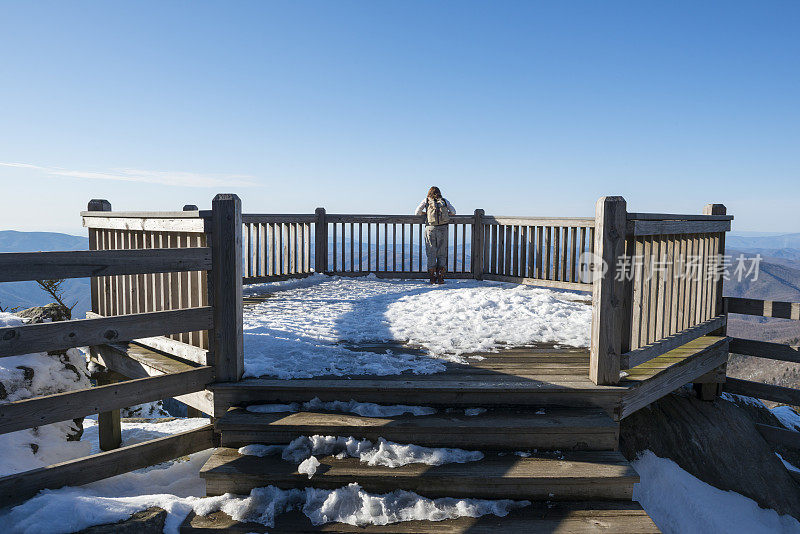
[0,161,258,187]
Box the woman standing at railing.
[415,186,456,284]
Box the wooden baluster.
[401,223,406,272]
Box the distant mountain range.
[0,231,90,316]
[727,233,800,251]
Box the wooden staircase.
[182,397,659,532]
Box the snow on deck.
[242,274,592,379]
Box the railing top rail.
[627,212,734,221]
[324,214,474,224]
[626,219,731,236]
[242,214,317,223]
[81,210,204,219]
[0,248,212,283]
[483,216,595,226]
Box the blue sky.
[1,1,797,234]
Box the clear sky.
[1,1,797,235]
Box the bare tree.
[36,279,76,319]
[0,301,20,313]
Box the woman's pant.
[424,224,449,270]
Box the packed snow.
[195,483,530,528]
[632,450,800,534]
[772,405,800,432]
[246,397,437,417]
[0,312,93,477]
[0,419,214,534]
[278,435,483,468]
[239,434,483,479]
[242,274,591,378]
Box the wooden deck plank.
[216,406,619,450]
[200,448,638,500]
[618,336,728,419]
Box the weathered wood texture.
[729,337,800,363]
[623,210,728,360]
[0,307,213,358]
[84,209,210,350]
[201,447,638,500]
[619,336,729,419]
[481,219,594,284]
[0,366,214,434]
[725,378,800,406]
[242,219,313,280]
[210,194,244,381]
[590,196,627,385]
[620,315,726,369]
[216,406,619,451]
[0,248,211,283]
[627,219,731,236]
[0,425,214,506]
[90,342,215,415]
[96,372,121,451]
[726,297,800,320]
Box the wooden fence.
[589,199,732,384]
[0,194,244,504]
[237,200,736,387]
[241,209,595,290]
[480,216,595,291]
[723,297,800,449]
[241,214,314,282]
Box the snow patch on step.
[197,483,530,528]
[238,435,483,477]
[282,435,484,469]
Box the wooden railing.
[723,297,800,448]
[240,209,595,288]
[480,216,595,291]
[83,205,210,351]
[241,214,314,282]
[0,194,244,504]
[323,213,475,277]
[589,198,733,384]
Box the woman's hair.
[427,186,442,200]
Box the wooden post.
[315,207,327,273]
[472,209,485,280]
[589,196,627,385]
[96,371,121,451]
[87,200,111,317]
[209,194,243,382]
[696,203,728,400]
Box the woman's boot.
[428,268,437,284]
[436,267,446,284]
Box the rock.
[15,303,71,324]
[8,303,88,442]
[620,387,800,519]
[76,507,167,534]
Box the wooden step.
[200,448,638,501]
[210,377,626,413]
[181,502,660,533]
[216,406,619,451]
